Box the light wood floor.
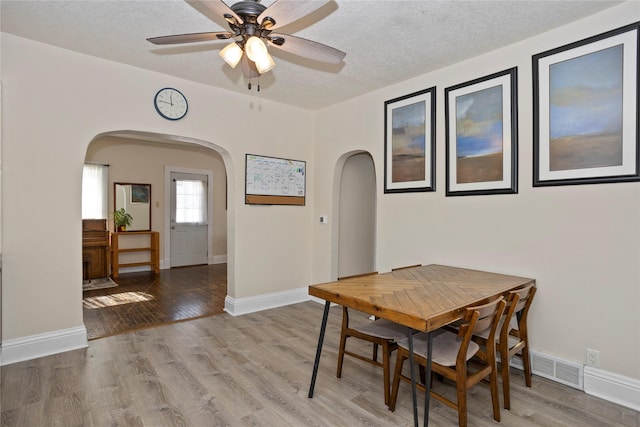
[2,302,638,426]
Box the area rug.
[83,277,118,291]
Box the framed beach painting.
[384,87,436,193]
[445,67,518,196]
[533,22,640,186]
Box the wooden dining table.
[307,264,535,427]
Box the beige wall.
[312,2,640,379]
[86,136,228,261]
[0,32,314,341]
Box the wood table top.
[309,264,535,332]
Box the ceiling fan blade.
[190,0,244,25]
[268,33,345,64]
[241,54,260,79]
[258,0,329,30]
[147,31,233,45]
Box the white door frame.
[163,166,214,269]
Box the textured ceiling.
[0,0,623,110]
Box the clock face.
[154,87,188,120]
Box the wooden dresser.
[82,219,110,280]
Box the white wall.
[0,33,313,342]
[312,2,640,380]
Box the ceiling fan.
[147,0,346,89]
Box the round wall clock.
[153,87,188,120]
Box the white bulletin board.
[245,154,306,205]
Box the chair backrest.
[457,296,506,364]
[501,283,536,340]
[338,272,379,322]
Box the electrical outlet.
[586,348,600,367]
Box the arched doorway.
[337,152,377,277]
[81,131,233,339]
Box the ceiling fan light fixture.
[245,36,268,62]
[254,52,276,74]
[219,42,243,68]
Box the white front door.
[170,172,209,267]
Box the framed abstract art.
[384,87,436,193]
[533,22,639,186]
[445,67,518,196]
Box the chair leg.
[336,334,347,378]
[489,363,501,422]
[373,343,379,362]
[501,345,512,410]
[456,377,468,427]
[382,342,390,405]
[389,348,406,411]
[521,339,533,388]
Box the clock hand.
[158,100,171,105]
[170,93,173,106]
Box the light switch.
[320,215,328,224]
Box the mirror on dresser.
[114,183,151,231]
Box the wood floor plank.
[82,264,226,339]
[2,301,638,426]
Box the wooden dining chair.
[388,296,506,427]
[336,271,409,406]
[472,283,536,410]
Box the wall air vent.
[511,350,583,390]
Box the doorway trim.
[164,166,215,268]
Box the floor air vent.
[525,350,583,389]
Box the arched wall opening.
[84,130,236,302]
[330,150,377,279]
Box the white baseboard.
[224,287,309,316]
[117,265,151,274]
[159,256,227,270]
[584,366,640,412]
[0,326,88,366]
[211,255,227,264]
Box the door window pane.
[176,179,207,224]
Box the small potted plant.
[113,208,133,232]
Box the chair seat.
[353,319,408,341]
[397,330,480,367]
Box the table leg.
[407,328,419,427]
[308,301,331,398]
[423,331,433,427]
[407,329,433,427]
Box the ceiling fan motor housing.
[229,1,274,41]
[230,0,267,18]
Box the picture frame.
[445,67,518,196]
[384,87,436,193]
[533,22,640,186]
[130,184,150,204]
